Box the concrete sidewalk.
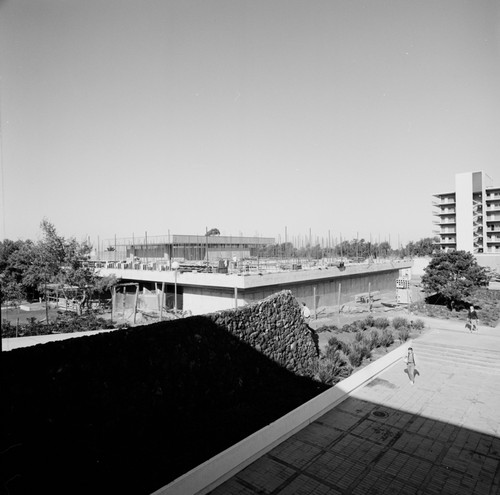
[210,318,500,494]
[1,328,118,351]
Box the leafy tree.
[401,237,438,258]
[421,250,490,309]
[0,219,116,313]
[0,239,38,304]
[258,242,296,258]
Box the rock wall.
[208,290,319,376]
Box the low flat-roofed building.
[97,233,275,263]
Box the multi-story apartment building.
[433,171,500,254]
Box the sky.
[1,0,500,249]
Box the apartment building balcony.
[486,191,500,200]
[432,198,456,207]
[486,205,500,213]
[434,210,456,216]
[486,236,500,244]
[433,219,456,226]
[438,239,457,246]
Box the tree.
[421,250,490,309]
[205,228,220,236]
[0,239,38,304]
[402,237,438,258]
[0,219,116,313]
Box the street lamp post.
[172,261,180,314]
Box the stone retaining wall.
[208,290,318,376]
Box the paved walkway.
[1,328,118,351]
[210,317,500,494]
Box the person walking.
[404,347,417,385]
[467,305,479,332]
[301,302,311,320]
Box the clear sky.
[1,0,499,248]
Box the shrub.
[342,323,358,333]
[392,316,409,330]
[354,319,366,331]
[363,315,375,328]
[364,329,380,349]
[25,317,46,335]
[316,325,339,333]
[379,328,394,347]
[346,344,363,367]
[374,317,390,329]
[412,319,425,331]
[347,342,371,367]
[1,319,15,338]
[398,326,411,342]
[354,331,364,342]
[318,350,353,385]
[325,336,349,358]
[2,312,115,338]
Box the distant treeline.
[257,237,437,260]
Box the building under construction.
[98,234,275,263]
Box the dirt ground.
[308,275,427,352]
[1,306,60,325]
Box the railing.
[432,198,456,205]
[87,257,407,276]
[434,218,456,224]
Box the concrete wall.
[98,261,411,315]
[184,287,243,315]
[456,172,474,252]
[239,270,399,309]
[476,254,500,273]
[411,257,430,276]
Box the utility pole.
[205,226,208,264]
[285,226,287,259]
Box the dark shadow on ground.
[209,396,500,494]
[403,368,421,381]
[1,316,328,495]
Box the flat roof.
[96,260,412,291]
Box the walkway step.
[412,344,500,365]
[414,353,500,375]
[410,340,500,375]
[413,340,500,362]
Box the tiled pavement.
[210,319,500,494]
